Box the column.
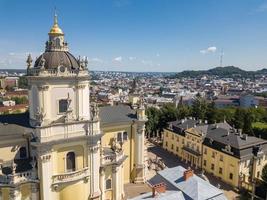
[112,166,119,200]
[31,184,39,200]
[37,148,55,200]
[99,168,105,200]
[9,188,21,200]
[89,144,101,200]
[134,124,145,183]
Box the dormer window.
[58,99,68,113]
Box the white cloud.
[156,53,160,57]
[141,60,153,66]
[255,2,267,12]
[200,46,217,54]
[113,56,122,62]
[90,57,103,63]
[128,56,136,61]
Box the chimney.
[183,167,194,181]
[152,182,166,197]
[242,134,248,140]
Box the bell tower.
[26,14,101,200]
[26,13,90,128]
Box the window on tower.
[59,99,68,113]
[105,179,112,190]
[66,152,76,172]
[19,147,27,159]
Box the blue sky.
[1,0,267,72]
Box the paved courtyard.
[124,141,240,199]
[146,141,240,200]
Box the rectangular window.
[105,179,112,190]
[203,160,207,166]
[123,132,128,141]
[58,99,68,113]
[220,155,223,161]
[171,144,174,150]
[211,163,214,170]
[182,139,184,144]
[177,137,179,142]
[176,147,179,152]
[219,168,223,174]
[212,152,216,158]
[117,132,122,142]
[229,173,233,180]
[204,148,207,154]
[166,133,168,137]
[165,141,168,147]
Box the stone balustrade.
[101,150,125,166]
[52,167,89,186]
[0,170,38,185]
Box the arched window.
[19,147,27,159]
[55,38,61,47]
[66,152,75,172]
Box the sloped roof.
[0,113,32,139]
[158,166,226,200]
[99,105,137,126]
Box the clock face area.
[59,65,65,73]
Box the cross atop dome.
[49,10,64,36]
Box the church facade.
[0,14,146,200]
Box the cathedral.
[0,14,147,200]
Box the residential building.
[163,119,267,190]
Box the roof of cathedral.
[34,51,80,69]
[0,113,32,140]
[99,104,137,126]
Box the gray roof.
[0,113,32,138]
[129,190,185,200]
[158,166,226,200]
[99,105,137,126]
[130,166,226,200]
[34,51,79,69]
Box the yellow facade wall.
[202,145,240,187]
[21,183,31,200]
[54,143,85,174]
[59,181,86,200]
[101,123,135,183]
[1,188,9,200]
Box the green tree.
[243,113,254,136]
[176,105,191,120]
[18,76,28,89]
[191,93,207,120]
[158,103,177,133]
[145,107,160,138]
[232,108,245,129]
[206,101,217,124]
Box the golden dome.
[49,13,64,35]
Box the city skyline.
[1,0,267,72]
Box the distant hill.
[175,66,267,79]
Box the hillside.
[175,66,267,79]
